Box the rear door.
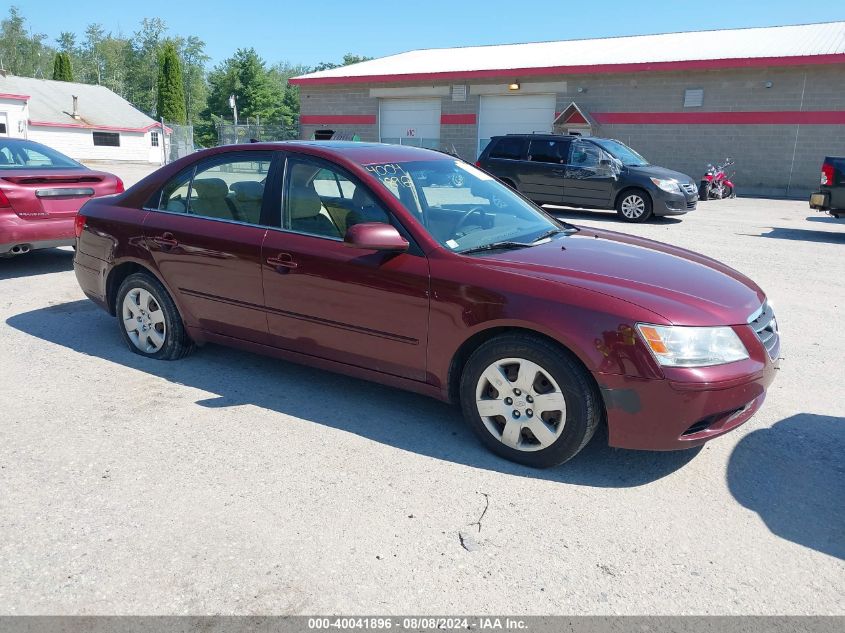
[481,137,527,187]
[562,140,616,208]
[518,138,571,205]
[143,150,276,343]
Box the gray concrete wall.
[298,64,845,197]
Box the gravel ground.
[80,161,159,188]
[0,197,843,615]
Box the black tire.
[698,182,710,200]
[459,334,602,468]
[615,189,653,223]
[723,185,734,199]
[115,272,194,360]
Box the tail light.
[475,161,481,167]
[74,213,86,238]
[821,163,835,186]
[114,177,125,194]
[0,189,10,208]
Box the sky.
[8,0,845,68]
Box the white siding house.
[0,73,169,165]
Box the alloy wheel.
[475,357,567,452]
[122,287,167,353]
[620,194,646,219]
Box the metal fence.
[165,123,194,163]
[216,122,298,146]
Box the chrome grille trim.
[748,301,779,359]
[681,182,698,195]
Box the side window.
[489,137,525,160]
[188,156,270,224]
[528,140,570,164]
[570,142,602,168]
[158,169,193,213]
[285,160,390,239]
[155,155,271,222]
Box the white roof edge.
[293,21,845,81]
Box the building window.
[684,88,704,108]
[93,131,120,147]
[0,123,6,134]
[151,131,159,147]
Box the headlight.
[636,324,749,367]
[650,177,681,193]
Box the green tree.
[56,31,76,53]
[310,53,372,73]
[156,41,186,123]
[51,52,73,81]
[126,17,167,114]
[205,48,285,124]
[0,6,54,77]
[174,35,210,124]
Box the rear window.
[489,137,525,160]
[0,140,81,169]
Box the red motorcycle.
[699,158,735,200]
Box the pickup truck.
[810,157,845,218]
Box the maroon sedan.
[1,138,123,257]
[73,142,779,467]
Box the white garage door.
[477,94,556,156]
[379,98,441,149]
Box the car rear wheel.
[459,334,601,468]
[616,190,653,222]
[116,272,193,360]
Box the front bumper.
[653,186,698,216]
[599,367,776,450]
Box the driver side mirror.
[344,222,409,252]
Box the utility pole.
[229,94,238,126]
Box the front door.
[261,155,429,381]
[144,150,275,343]
[518,137,572,205]
[562,140,615,208]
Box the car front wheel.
[116,272,193,360]
[616,190,653,222]
[460,334,602,468]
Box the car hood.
[481,228,765,326]
[627,164,696,185]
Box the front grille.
[749,301,779,359]
[681,182,698,195]
[686,199,697,210]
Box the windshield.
[0,140,82,170]
[591,139,649,167]
[364,160,565,254]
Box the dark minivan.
[478,134,698,222]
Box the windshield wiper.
[531,228,566,243]
[459,241,535,255]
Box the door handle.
[266,253,298,270]
[152,232,178,248]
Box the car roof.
[495,134,590,141]
[221,140,456,166]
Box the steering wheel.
[454,206,490,236]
